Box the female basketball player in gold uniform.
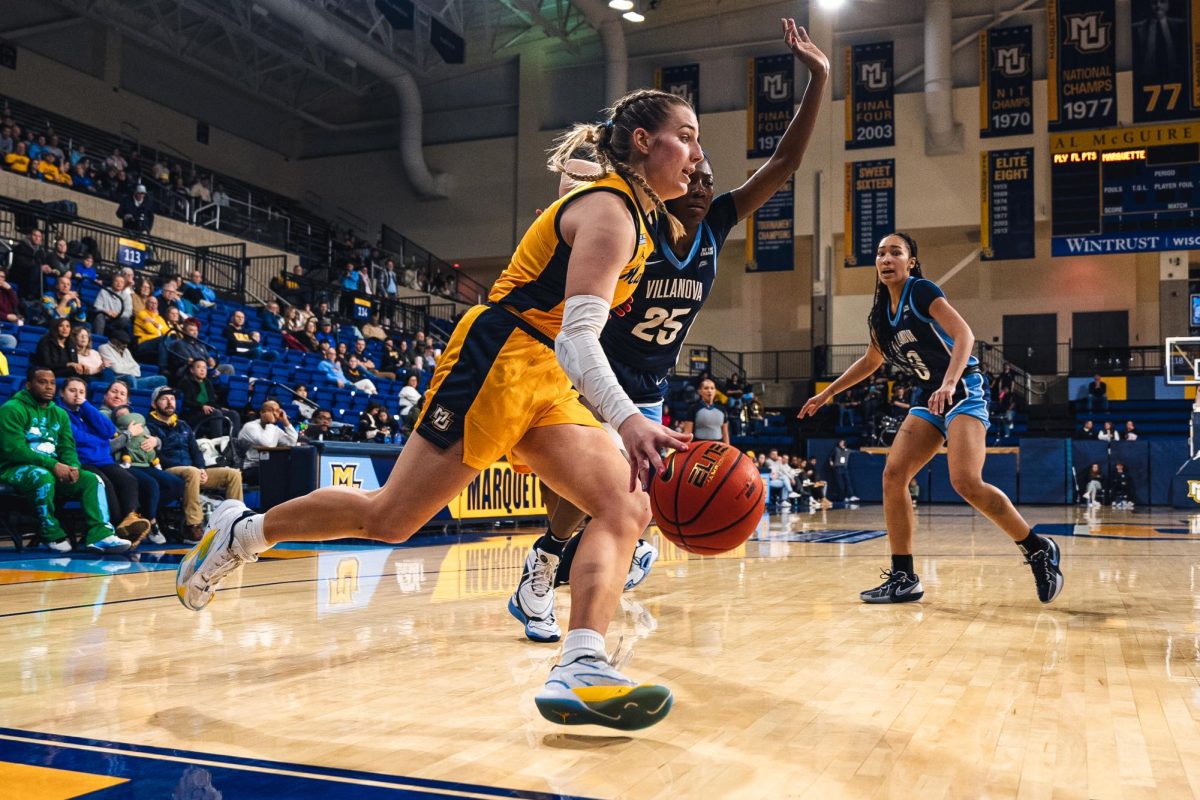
[177,89,702,731]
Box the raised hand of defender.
[797,389,832,420]
[782,18,830,77]
[619,414,692,493]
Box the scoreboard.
[1050,121,1200,256]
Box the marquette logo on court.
[1064,13,1111,53]
[687,444,730,488]
[429,404,454,432]
[994,45,1029,77]
[330,463,363,488]
[327,557,360,605]
[857,61,890,91]
[1187,480,1200,504]
[761,74,789,101]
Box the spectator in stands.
[178,358,240,439]
[1124,420,1138,441]
[158,279,196,319]
[356,402,395,443]
[212,183,230,208]
[117,184,155,234]
[890,385,912,418]
[294,318,321,353]
[1086,374,1108,412]
[97,329,167,390]
[302,408,345,443]
[318,348,347,389]
[1110,463,1134,509]
[1082,463,1105,508]
[34,153,68,185]
[350,338,389,377]
[146,386,243,541]
[47,238,71,274]
[380,339,408,379]
[134,295,171,360]
[1098,420,1119,443]
[169,177,191,219]
[57,377,153,545]
[11,228,52,303]
[0,123,11,155]
[317,318,336,348]
[91,272,132,336]
[378,259,399,299]
[765,449,800,502]
[183,269,216,308]
[224,309,278,362]
[163,305,188,341]
[164,318,226,379]
[342,355,378,395]
[361,313,386,342]
[0,268,23,334]
[397,373,423,418]
[283,306,304,333]
[151,160,170,185]
[261,301,284,333]
[189,176,212,205]
[994,386,1017,440]
[71,254,98,283]
[1077,419,1097,439]
[70,162,95,193]
[28,134,47,161]
[34,319,81,378]
[682,378,729,444]
[108,404,181,544]
[71,327,112,382]
[45,135,64,163]
[237,400,298,483]
[4,140,30,175]
[42,275,87,326]
[131,277,153,316]
[105,148,127,173]
[69,143,89,169]
[0,366,129,553]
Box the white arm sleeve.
[555,294,640,431]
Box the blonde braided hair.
[547,88,691,241]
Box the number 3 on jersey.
[905,351,931,381]
[631,307,689,346]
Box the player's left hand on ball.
[618,414,692,493]
[928,383,956,416]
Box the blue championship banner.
[981,148,1035,261]
[844,41,895,150]
[1047,0,1117,131]
[979,25,1033,137]
[746,54,793,158]
[745,173,794,272]
[655,63,699,111]
[844,160,895,267]
[1130,0,1198,122]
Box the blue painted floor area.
[1033,522,1200,541]
[0,728,593,800]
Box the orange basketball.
[649,442,765,554]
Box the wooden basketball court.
[2,504,1199,799]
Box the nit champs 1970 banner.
[844,160,895,268]
[979,25,1033,137]
[844,41,895,150]
[1047,0,1117,131]
[981,148,1035,261]
[747,54,793,159]
[1129,0,1199,122]
[655,63,699,112]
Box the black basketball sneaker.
[860,569,924,603]
[1021,535,1064,603]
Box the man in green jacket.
[0,366,130,553]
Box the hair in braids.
[867,231,924,357]
[547,89,693,241]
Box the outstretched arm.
[731,19,830,220]
[797,346,885,420]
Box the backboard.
[1165,337,1200,385]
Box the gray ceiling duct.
[253,0,449,198]
[571,0,628,104]
[923,0,963,155]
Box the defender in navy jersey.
[799,232,1063,607]
[509,19,832,644]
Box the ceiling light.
[816,0,845,9]
[608,0,634,9]
[622,9,645,22]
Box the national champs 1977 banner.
[1047,0,1117,131]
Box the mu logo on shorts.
[429,404,454,432]
[994,45,1029,77]
[1064,13,1111,54]
[857,61,890,91]
[330,463,364,488]
[1187,480,1200,504]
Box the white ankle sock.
[232,513,269,557]
[561,628,607,664]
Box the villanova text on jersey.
[880,276,981,406]
[600,192,739,403]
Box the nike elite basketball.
[649,442,765,554]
